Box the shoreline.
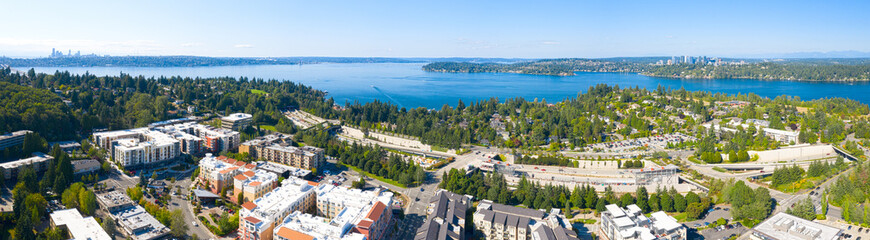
[422,68,870,82]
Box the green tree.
[636,186,649,212]
[786,197,816,220]
[169,209,188,237]
[619,193,635,208]
[15,214,35,240]
[102,218,117,238]
[673,193,687,213]
[79,189,97,216]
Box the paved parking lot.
[686,206,733,228]
[824,221,870,240]
[698,225,747,240]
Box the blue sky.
[1,0,868,58]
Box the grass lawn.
[250,89,267,95]
[342,163,407,188]
[712,167,727,172]
[773,177,820,193]
[571,218,597,224]
[687,156,704,165]
[672,212,688,222]
[431,145,448,152]
[259,125,277,131]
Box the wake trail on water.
[371,85,405,109]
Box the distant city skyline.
[1,0,869,58]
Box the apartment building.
[240,134,324,171]
[198,154,241,193]
[0,130,32,150]
[238,178,317,240]
[162,122,240,153]
[272,185,394,240]
[93,123,240,168]
[239,134,291,158]
[93,128,180,168]
[0,152,52,180]
[599,204,685,240]
[233,169,279,203]
[416,190,473,240]
[474,200,578,240]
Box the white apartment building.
[110,132,180,168]
[599,204,686,240]
[273,185,394,240]
[234,169,279,203]
[198,154,241,193]
[239,178,317,240]
[93,122,241,168]
[0,152,53,180]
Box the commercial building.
[272,184,394,240]
[50,208,112,240]
[762,128,800,144]
[240,135,324,171]
[239,178,318,240]
[192,189,221,204]
[0,130,31,150]
[48,140,82,153]
[599,204,686,240]
[96,191,169,240]
[233,169,279,203]
[0,152,53,180]
[112,205,170,240]
[415,190,473,240]
[473,200,578,240]
[750,212,842,240]
[703,122,799,145]
[72,159,102,176]
[223,113,253,131]
[96,190,136,213]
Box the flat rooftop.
[223,113,253,121]
[752,212,842,240]
[50,209,112,240]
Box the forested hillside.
[0,81,77,140]
[423,58,870,81]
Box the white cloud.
[234,44,253,48]
[181,42,202,47]
[540,41,560,45]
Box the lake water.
[24,63,870,109]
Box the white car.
[192,221,198,227]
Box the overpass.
[832,145,860,162]
[678,176,709,193]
